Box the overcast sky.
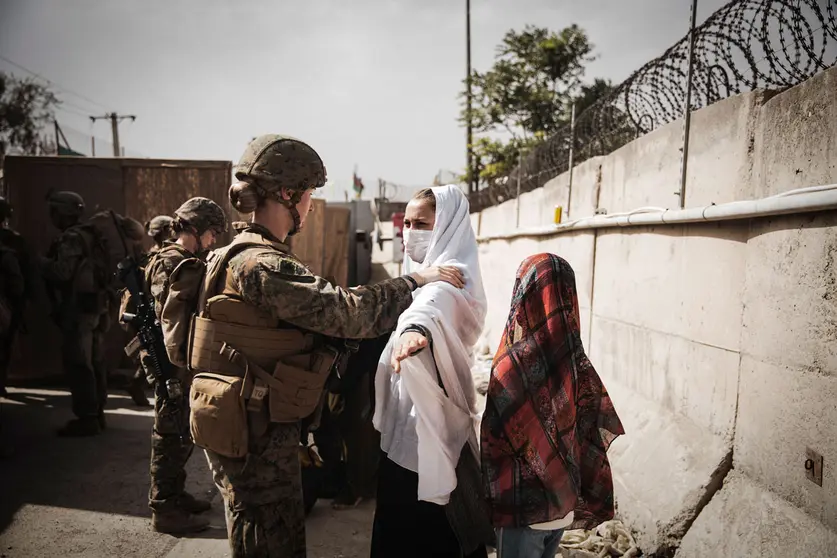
[0,0,729,200]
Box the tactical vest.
[188,231,339,426]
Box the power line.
[57,98,97,116]
[55,105,90,119]
[0,53,111,111]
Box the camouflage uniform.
[0,246,24,394]
[205,135,416,558]
[0,197,29,397]
[41,192,111,436]
[126,215,175,406]
[144,199,227,534]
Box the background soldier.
[0,196,30,397]
[143,198,226,534]
[145,215,174,255]
[42,192,144,436]
[0,211,25,459]
[313,333,390,509]
[123,215,174,407]
[41,191,108,437]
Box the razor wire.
[470,0,837,211]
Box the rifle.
[117,255,189,444]
[108,210,188,444]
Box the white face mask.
[402,228,433,263]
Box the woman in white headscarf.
[371,185,493,558]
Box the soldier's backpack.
[84,211,145,277]
[73,211,143,288]
[65,211,144,314]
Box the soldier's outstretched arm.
[231,255,464,340]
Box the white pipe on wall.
[477,184,837,243]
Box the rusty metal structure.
[469,0,837,211]
[2,156,234,380]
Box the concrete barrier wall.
[473,65,837,556]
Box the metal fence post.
[678,0,698,209]
[567,102,577,219]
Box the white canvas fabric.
[373,184,487,505]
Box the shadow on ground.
[0,386,377,558]
[0,386,228,557]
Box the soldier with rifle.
[128,197,227,534]
[123,216,173,407]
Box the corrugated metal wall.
[3,156,233,381]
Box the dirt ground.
[0,386,377,558]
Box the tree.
[460,25,613,186]
[575,78,615,114]
[0,72,58,158]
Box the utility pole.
[90,112,136,157]
[465,0,474,197]
[566,102,577,218]
[678,0,698,209]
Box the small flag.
[352,171,364,196]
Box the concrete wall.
[473,66,837,556]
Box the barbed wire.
[470,0,837,211]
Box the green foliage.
[460,25,614,184]
[0,72,58,157]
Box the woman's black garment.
[370,452,488,558]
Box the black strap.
[402,324,448,398]
[402,274,419,291]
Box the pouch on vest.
[190,371,249,458]
[269,349,338,423]
[217,340,336,424]
[161,257,205,368]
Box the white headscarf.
[373,184,487,505]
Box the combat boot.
[177,492,212,514]
[127,377,151,407]
[151,508,210,534]
[57,417,101,437]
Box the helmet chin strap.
[286,205,302,237]
[191,227,207,256]
[253,181,308,238]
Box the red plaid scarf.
[480,253,624,529]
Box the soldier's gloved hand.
[410,266,465,289]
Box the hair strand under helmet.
[232,134,326,235]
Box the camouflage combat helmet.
[145,215,173,238]
[48,191,86,218]
[0,196,12,221]
[234,135,327,194]
[173,197,228,235]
